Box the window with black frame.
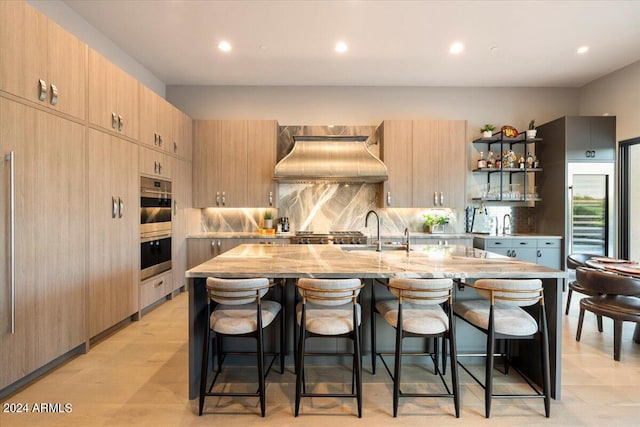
[619,137,640,260]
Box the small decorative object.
[526,119,537,139]
[423,212,449,234]
[480,124,496,138]
[263,210,273,229]
[477,151,487,169]
[501,125,518,138]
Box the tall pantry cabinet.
[0,98,87,390]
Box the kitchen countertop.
[187,231,472,240]
[186,243,565,279]
[470,233,563,239]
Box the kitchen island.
[186,243,566,400]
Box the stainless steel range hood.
[273,136,388,183]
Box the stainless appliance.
[291,231,368,245]
[140,176,172,280]
[140,176,172,236]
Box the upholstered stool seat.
[371,278,460,417]
[453,300,539,336]
[295,302,361,335]
[211,300,282,335]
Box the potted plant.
[263,210,273,229]
[480,124,496,138]
[423,212,449,234]
[526,119,537,139]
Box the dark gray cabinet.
[473,237,561,269]
[565,116,616,161]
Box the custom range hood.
[273,135,388,183]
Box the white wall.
[167,86,578,132]
[27,0,165,97]
[579,60,640,142]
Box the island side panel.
[188,277,208,400]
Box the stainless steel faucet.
[404,227,411,253]
[365,210,382,251]
[503,213,512,235]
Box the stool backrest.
[473,278,543,307]
[388,278,453,305]
[206,277,271,305]
[567,253,592,270]
[576,267,640,296]
[296,278,363,306]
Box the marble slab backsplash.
[200,124,457,236]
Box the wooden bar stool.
[453,279,550,418]
[198,277,284,417]
[294,278,364,417]
[372,278,460,417]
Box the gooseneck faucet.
[503,213,512,235]
[404,227,411,253]
[365,210,382,252]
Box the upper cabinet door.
[0,1,86,119]
[412,120,439,207]
[172,108,193,160]
[193,120,221,207]
[566,116,616,161]
[380,120,413,207]
[88,49,139,140]
[246,120,277,208]
[218,120,248,207]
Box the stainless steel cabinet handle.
[217,240,221,247]
[387,191,391,206]
[439,192,444,206]
[111,112,118,129]
[153,280,164,288]
[216,191,221,206]
[174,200,178,215]
[221,192,226,206]
[118,197,124,218]
[112,196,118,218]
[118,115,124,131]
[154,161,158,174]
[6,152,16,333]
[154,132,158,145]
[173,141,178,154]
[38,79,47,101]
[269,191,273,206]
[158,162,162,175]
[50,83,58,105]
[434,192,438,206]
[158,134,163,147]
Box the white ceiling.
[64,0,640,88]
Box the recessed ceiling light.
[335,41,348,53]
[449,42,464,55]
[218,41,232,52]
[577,46,589,54]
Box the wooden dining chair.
[575,267,640,361]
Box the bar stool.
[453,279,550,418]
[372,278,460,417]
[198,277,284,417]
[294,278,364,417]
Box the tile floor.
[1,291,639,426]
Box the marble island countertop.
[187,231,472,240]
[186,243,565,280]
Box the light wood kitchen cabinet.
[0,0,86,119]
[378,119,466,212]
[193,120,247,207]
[172,108,193,160]
[140,270,173,309]
[1,98,87,389]
[378,120,413,207]
[87,128,139,338]
[172,158,192,292]
[139,84,173,151]
[140,145,172,179]
[187,238,242,269]
[247,120,278,207]
[88,48,139,140]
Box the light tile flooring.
[2,291,640,426]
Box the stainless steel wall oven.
[140,176,172,280]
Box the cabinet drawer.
[537,239,561,248]
[140,270,172,309]
[484,239,511,249]
[511,239,536,248]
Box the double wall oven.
[140,176,172,281]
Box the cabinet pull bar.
[111,112,118,129]
[269,191,273,206]
[154,280,164,288]
[221,192,226,206]
[38,79,47,101]
[173,141,178,154]
[387,192,391,206]
[439,192,444,206]
[174,200,178,215]
[118,197,124,218]
[112,196,118,218]
[118,115,124,131]
[6,152,16,333]
[216,191,221,206]
[434,192,438,206]
[50,83,58,105]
